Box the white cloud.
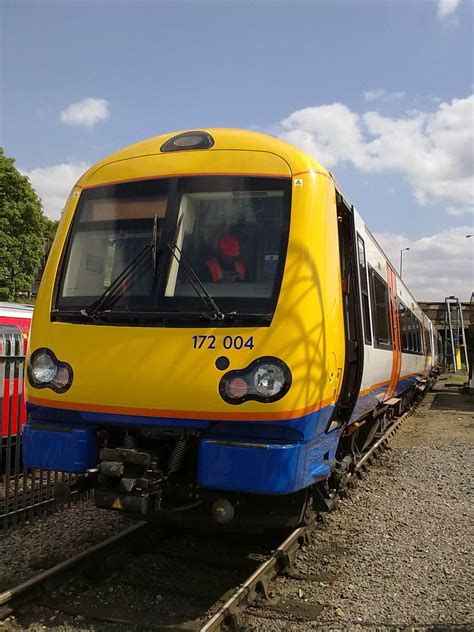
[363,89,406,102]
[278,95,474,215]
[60,98,110,128]
[21,162,89,220]
[447,205,474,216]
[364,89,385,102]
[279,103,364,169]
[438,0,461,18]
[375,227,473,301]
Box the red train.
[0,303,33,449]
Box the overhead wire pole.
[399,247,410,278]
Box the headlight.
[31,352,57,384]
[253,363,286,397]
[219,357,291,405]
[28,348,73,393]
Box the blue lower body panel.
[24,401,340,493]
[198,429,339,494]
[23,424,97,473]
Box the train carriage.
[23,129,437,529]
[1,303,33,466]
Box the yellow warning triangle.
[112,497,123,510]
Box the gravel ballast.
[243,381,473,630]
[0,500,134,591]
[1,379,472,631]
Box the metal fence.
[0,333,88,533]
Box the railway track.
[0,406,415,631]
[0,521,149,620]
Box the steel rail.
[0,521,147,611]
[200,525,308,632]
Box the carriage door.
[385,266,402,399]
[335,192,365,425]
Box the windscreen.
[165,187,286,300]
[55,175,291,324]
[59,179,168,304]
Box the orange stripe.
[83,172,291,190]
[386,267,402,399]
[359,379,390,398]
[27,395,334,422]
[359,371,424,399]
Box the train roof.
[0,302,34,317]
[75,128,331,188]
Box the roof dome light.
[160,131,214,152]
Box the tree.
[0,148,57,301]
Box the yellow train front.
[23,129,347,529]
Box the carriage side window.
[407,309,416,352]
[413,314,420,353]
[415,316,422,353]
[423,325,430,355]
[409,311,416,351]
[357,234,372,345]
[398,301,408,351]
[368,267,392,349]
[402,307,424,355]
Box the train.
[23,129,440,529]
[0,302,34,338]
[1,302,33,464]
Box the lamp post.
[400,247,410,278]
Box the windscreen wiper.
[82,216,159,317]
[167,241,225,321]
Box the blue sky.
[1,0,473,299]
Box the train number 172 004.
[191,335,255,350]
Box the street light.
[400,247,410,278]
